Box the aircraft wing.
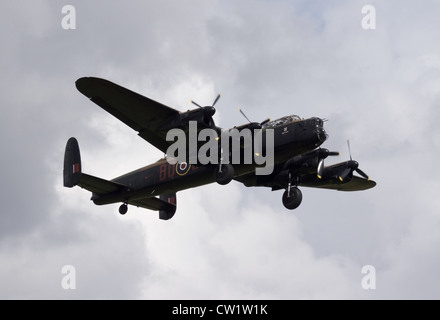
[299,175,376,191]
[235,169,376,192]
[76,77,180,153]
[78,173,128,195]
[129,197,176,212]
[77,173,175,212]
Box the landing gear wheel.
[119,203,128,215]
[214,164,235,185]
[282,187,302,210]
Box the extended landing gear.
[282,187,302,210]
[214,163,234,185]
[282,172,302,210]
[119,202,128,215]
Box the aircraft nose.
[314,117,327,142]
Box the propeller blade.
[238,108,270,129]
[239,108,252,123]
[355,168,370,180]
[317,148,339,160]
[191,100,203,108]
[212,94,221,107]
[338,168,352,182]
[317,159,324,179]
[347,139,352,161]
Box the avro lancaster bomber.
[64,77,376,220]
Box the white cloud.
[139,186,363,299]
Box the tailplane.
[63,137,178,220]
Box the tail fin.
[159,193,177,220]
[63,137,82,188]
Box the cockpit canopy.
[262,115,303,129]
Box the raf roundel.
[176,162,191,176]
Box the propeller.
[238,108,271,128]
[191,93,221,108]
[317,148,340,179]
[190,94,221,133]
[338,140,370,181]
[191,94,220,118]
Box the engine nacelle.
[159,107,216,131]
[283,149,338,173]
[159,193,177,220]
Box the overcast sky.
[1,0,440,299]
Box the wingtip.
[75,76,106,86]
[75,76,92,85]
[75,77,92,93]
[75,77,109,97]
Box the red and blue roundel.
[176,162,191,176]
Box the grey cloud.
[2,0,440,299]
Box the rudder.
[63,137,82,188]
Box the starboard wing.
[76,77,180,153]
